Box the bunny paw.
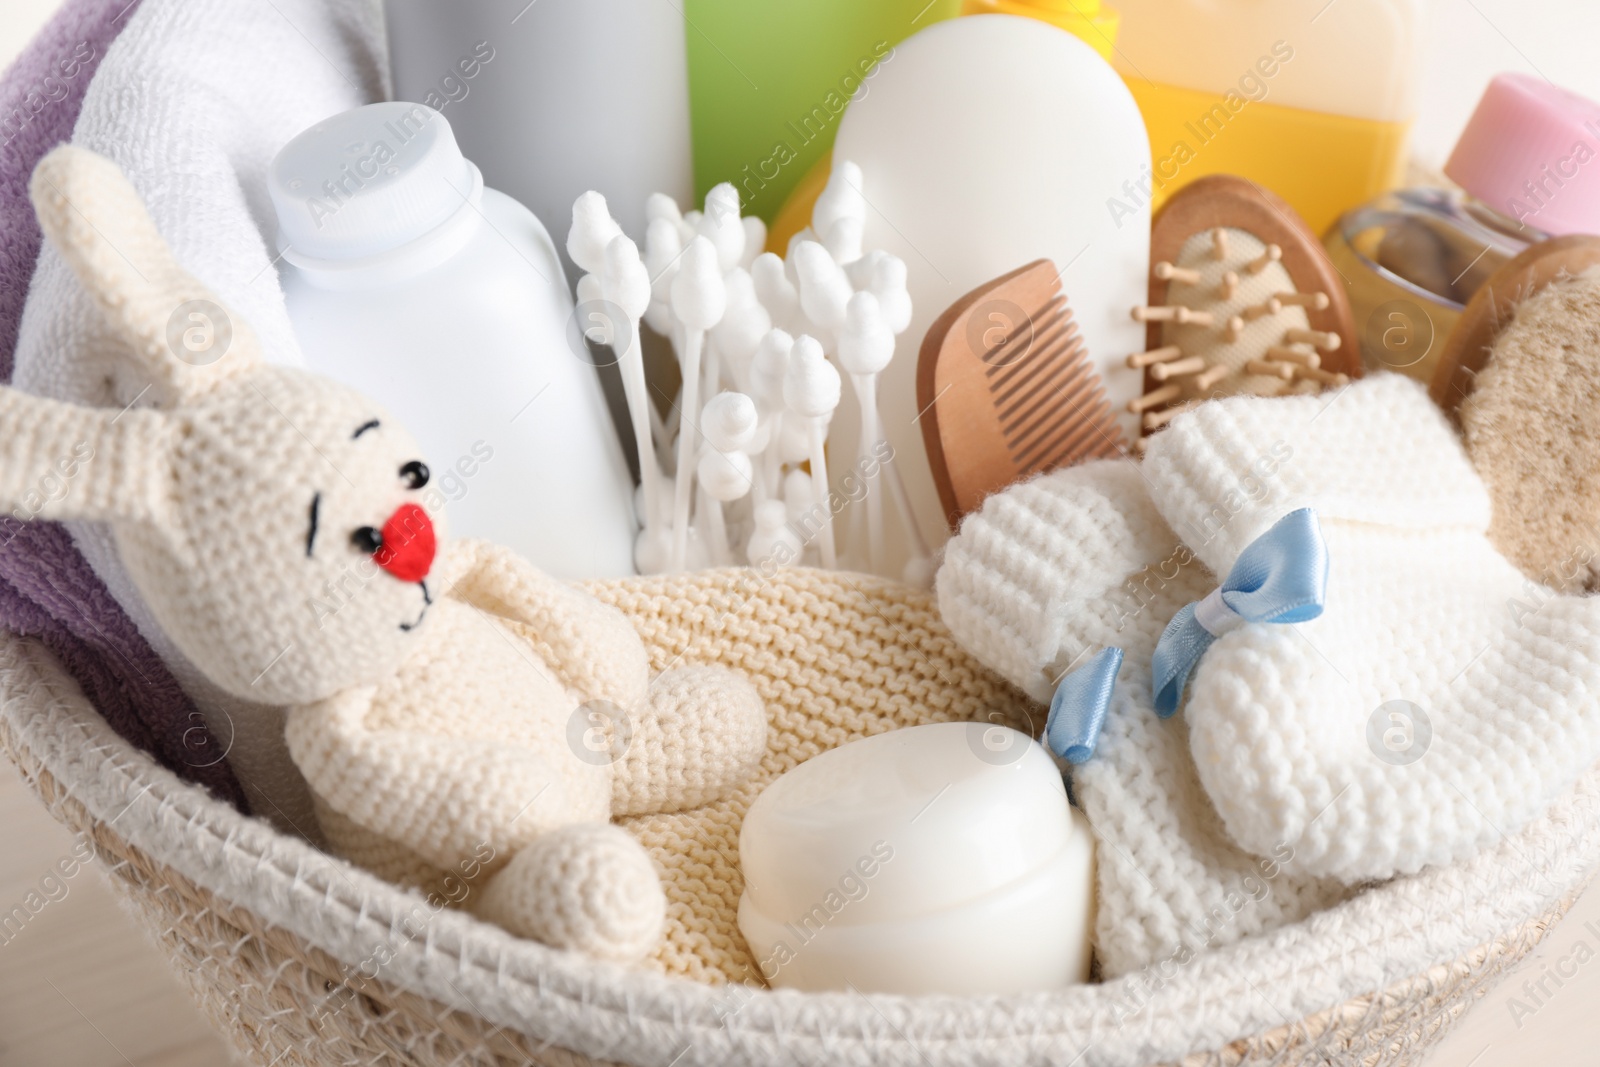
[476,823,664,961]
[609,665,767,817]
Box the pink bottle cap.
[1445,73,1600,237]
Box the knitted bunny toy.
[7,145,769,962]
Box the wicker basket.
[3,571,1597,1067]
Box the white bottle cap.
[269,102,480,262]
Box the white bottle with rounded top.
[830,16,1151,569]
[269,102,636,578]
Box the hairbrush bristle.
[1128,226,1344,434]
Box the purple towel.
[0,0,245,810]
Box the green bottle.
[683,0,960,222]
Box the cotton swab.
[668,237,727,571]
[600,233,661,573]
[747,499,802,567]
[783,335,842,568]
[574,272,606,325]
[700,392,758,465]
[748,328,794,501]
[740,216,767,270]
[679,209,702,247]
[698,183,746,272]
[567,191,623,274]
[691,186,749,401]
[792,240,853,345]
[866,252,912,335]
[854,252,931,581]
[714,269,772,396]
[752,252,802,333]
[697,391,759,564]
[643,216,683,340]
[837,291,895,572]
[783,467,814,524]
[748,329,794,407]
[812,160,866,265]
[776,410,813,467]
[646,191,682,229]
[577,172,916,577]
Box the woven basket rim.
[4,625,1598,1066]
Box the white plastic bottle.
[382,0,693,276]
[830,15,1151,566]
[269,102,637,578]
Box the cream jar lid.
[737,722,1095,993]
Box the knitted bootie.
[938,460,1347,978]
[1142,373,1600,882]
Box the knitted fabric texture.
[284,546,769,964]
[1143,373,1600,881]
[937,460,1346,977]
[7,144,769,963]
[0,0,242,806]
[476,823,667,963]
[310,568,1037,984]
[1459,266,1600,594]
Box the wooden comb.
[917,259,1125,530]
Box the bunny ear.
[0,386,175,531]
[28,146,262,406]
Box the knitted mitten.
[1142,373,1600,882]
[938,460,1347,978]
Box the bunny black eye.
[351,526,383,554]
[400,460,429,490]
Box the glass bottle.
[1328,73,1600,384]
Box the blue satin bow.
[1151,508,1328,718]
[1046,647,1124,764]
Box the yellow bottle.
[1111,0,1424,235]
[958,0,1118,59]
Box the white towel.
[13,0,388,836]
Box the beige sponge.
[1460,265,1600,593]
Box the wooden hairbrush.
[918,259,1125,529]
[1130,175,1361,448]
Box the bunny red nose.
[374,503,436,582]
